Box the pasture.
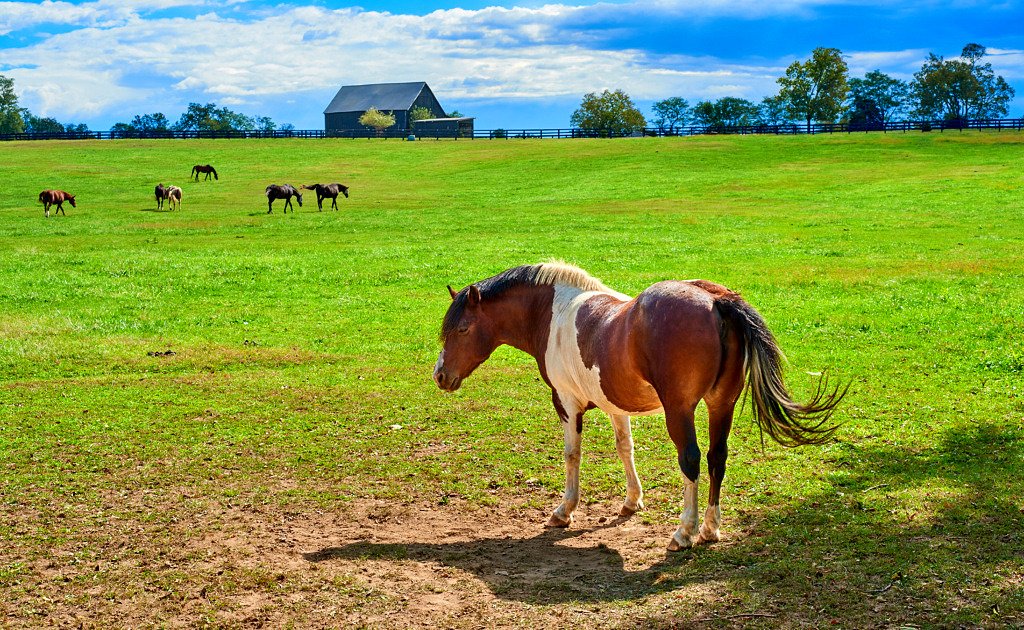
[0,132,1022,629]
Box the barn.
[324,82,451,136]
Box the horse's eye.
[457,326,470,335]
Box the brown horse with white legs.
[39,190,76,217]
[299,183,349,211]
[433,262,845,551]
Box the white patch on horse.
[432,349,445,385]
[543,283,663,417]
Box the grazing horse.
[39,190,76,218]
[191,164,218,181]
[166,185,183,211]
[265,184,302,213]
[155,183,168,210]
[433,262,845,551]
[300,183,349,211]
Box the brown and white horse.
[166,185,182,211]
[39,190,76,217]
[299,183,349,211]
[433,262,845,551]
[265,184,302,213]
[190,164,218,181]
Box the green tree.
[409,106,434,126]
[254,116,276,132]
[651,97,690,132]
[570,89,646,135]
[173,102,256,132]
[131,113,170,132]
[756,94,794,125]
[777,47,850,129]
[0,74,26,134]
[448,110,463,118]
[847,70,909,124]
[911,43,1015,120]
[693,97,758,129]
[23,114,65,134]
[358,107,396,134]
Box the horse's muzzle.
[433,369,462,392]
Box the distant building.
[324,81,457,136]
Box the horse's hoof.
[619,505,636,517]
[545,514,571,528]
[667,533,693,552]
[697,525,720,544]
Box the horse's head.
[67,194,77,208]
[295,191,303,206]
[434,284,500,392]
[340,185,350,198]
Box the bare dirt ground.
[2,490,781,630]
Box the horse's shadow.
[304,516,690,604]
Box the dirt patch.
[2,490,763,629]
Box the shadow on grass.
[305,421,1024,626]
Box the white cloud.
[1,1,1020,125]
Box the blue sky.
[1,0,1021,130]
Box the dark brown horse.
[265,184,302,213]
[155,183,168,210]
[190,164,218,181]
[39,190,76,217]
[300,183,349,211]
[434,262,845,551]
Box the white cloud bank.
[0,0,1020,126]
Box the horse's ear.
[467,285,481,306]
[447,285,457,300]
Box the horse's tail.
[38,191,45,203]
[714,295,846,447]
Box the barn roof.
[323,82,430,114]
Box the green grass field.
[1,132,1023,629]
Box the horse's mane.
[441,261,612,340]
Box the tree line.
[0,76,291,135]
[571,43,1016,134]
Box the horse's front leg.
[610,414,644,516]
[546,392,585,528]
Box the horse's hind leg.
[610,414,643,516]
[698,327,744,544]
[665,402,701,551]
[546,392,585,528]
[44,203,50,218]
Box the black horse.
[155,183,167,210]
[300,183,349,211]
[191,164,218,181]
[265,184,302,213]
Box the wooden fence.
[2,117,1023,142]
